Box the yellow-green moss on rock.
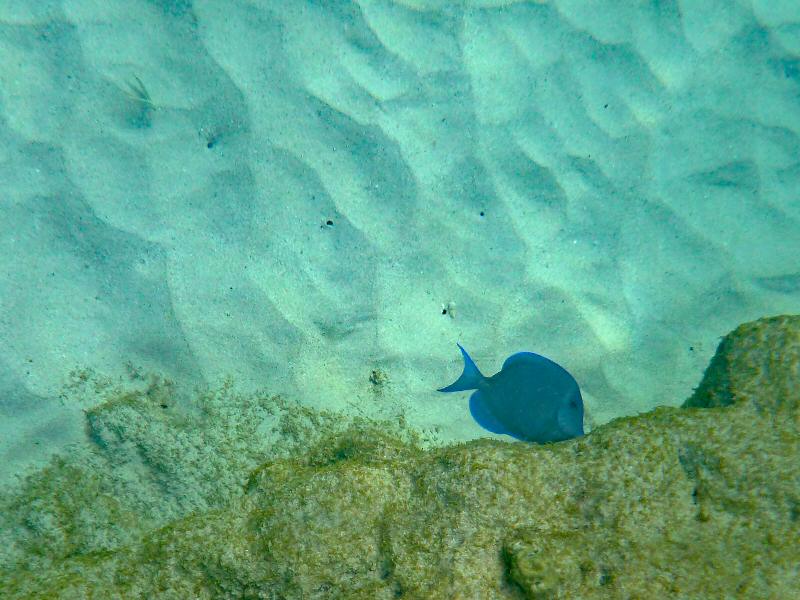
[1,315,798,599]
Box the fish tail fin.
[438,343,484,392]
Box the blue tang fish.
[438,344,584,443]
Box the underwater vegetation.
[0,315,798,598]
[125,76,156,128]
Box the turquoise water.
[0,2,799,595]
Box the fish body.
[439,344,584,443]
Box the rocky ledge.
[1,315,797,599]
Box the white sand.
[1,1,799,484]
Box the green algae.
[1,315,798,598]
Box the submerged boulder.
[1,316,798,599]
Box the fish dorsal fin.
[502,351,544,370]
[438,343,484,392]
[469,391,513,436]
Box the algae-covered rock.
[1,315,798,599]
[685,314,799,413]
